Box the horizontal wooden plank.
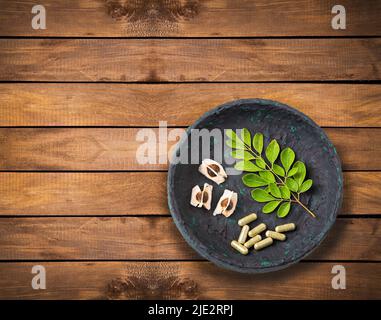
[0,262,379,299]
[1,0,380,37]
[0,172,378,215]
[1,83,380,127]
[0,39,380,81]
[0,128,378,171]
[0,218,378,261]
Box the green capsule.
[248,223,267,237]
[266,230,286,241]
[244,235,262,248]
[275,223,296,233]
[238,213,257,227]
[238,225,250,244]
[254,237,273,250]
[231,240,249,255]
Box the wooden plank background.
[0,0,380,300]
[0,84,380,127]
[0,172,379,216]
[0,39,380,81]
[0,0,380,37]
[0,262,379,300]
[0,128,379,170]
[0,218,378,261]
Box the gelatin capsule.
[238,225,250,244]
[244,235,262,248]
[238,213,257,227]
[248,223,267,237]
[275,223,296,233]
[266,230,286,241]
[231,240,249,255]
[254,237,273,250]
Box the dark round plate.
[167,99,343,273]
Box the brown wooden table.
[0,0,380,299]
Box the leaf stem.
[291,195,317,218]
[241,140,317,218]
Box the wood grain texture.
[0,84,380,127]
[0,172,378,216]
[1,0,380,37]
[1,39,380,81]
[0,218,378,261]
[0,128,379,171]
[0,262,379,299]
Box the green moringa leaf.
[277,202,291,218]
[269,183,282,198]
[286,177,299,192]
[231,150,255,160]
[265,139,280,164]
[280,147,295,173]
[242,174,268,187]
[259,171,276,183]
[273,164,285,177]
[240,128,251,147]
[251,189,276,202]
[255,158,266,169]
[226,139,245,150]
[287,167,299,177]
[225,129,238,142]
[234,161,262,172]
[299,179,313,193]
[262,200,282,214]
[253,133,264,154]
[292,161,306,186]
[279,185,290,199]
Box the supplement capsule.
[244,235,262,248]
[238,213,257,227]
[231,240,249,255]
[248,223,267,237]
[275,223,296,233]
[254,237,273,251]
[238,225,250,244]
[266,230,286,241]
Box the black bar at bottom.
[0,300,378,319]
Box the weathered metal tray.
[168,99,343,273]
